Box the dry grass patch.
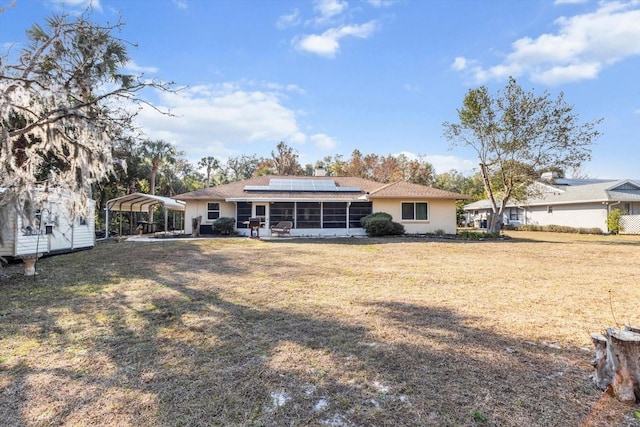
[1,231,640,426]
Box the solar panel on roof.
[269,179,338,191]
[243,178,361,192]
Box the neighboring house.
[0,190,96,259]
[174,175,467,237]
[464,176,640,234]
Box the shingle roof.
[174,175,466,201]
[526,180,640,205]
[463,179,640,210]
[367,181,468,200]
[463,199,495,210]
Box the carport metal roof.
[106,193,186,212]
[105,193,186,237]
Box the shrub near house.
[360,212,404,237]
[214,217,236,235]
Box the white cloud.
[286,84,307,95]
[313,0,348,25]
[125,61,159,74]
[451,57,468,71]
[294,21,378,58]
[423,155,477,175]
[173,0,188,9]
[535,62,602,85]
[254,81,307,95]
[310,133,337,150]
[454,1,640,85]
[276,9,301,29]
[48,0,102,11]
[135,82,311,161]
[367,0,397,7]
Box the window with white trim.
[207,202,220,220]
[401,202,428,220]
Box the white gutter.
[605,200,621,212]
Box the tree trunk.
[591,326,640,403]
[192,215,202,237]
[487,212,503,234]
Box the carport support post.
[164,207,168,235]
[104,207,109,239]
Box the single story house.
[174,175,467,237]
[464,177,640,234]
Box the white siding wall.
[372,199,458,235]
[524,203,608,232]
[0,208,17,257]
[2,193,96,257]
[72,201,96,250]
[14,215,42,256]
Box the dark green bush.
[360,212,392,228]
[390,221,405,235]
[363,217,395,236]
[213,217,236,235]
[360,212,405,236]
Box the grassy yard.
[1,231,640,426]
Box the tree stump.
[591,326,640,403]
[20,255,42,276]
[192,215,202,237]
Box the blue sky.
[2,0,639,178]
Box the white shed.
[0,191,95,258]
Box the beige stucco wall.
[183,198,459,235]
[184,199,236,234]
[371,198,458,234]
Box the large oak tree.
[0,12,173,244]
[443,77,601,233]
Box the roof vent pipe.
[541,171,559,182]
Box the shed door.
[49,203,73,252]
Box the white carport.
[105,193,186,237]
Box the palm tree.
[139,140,176,229]
[198,156,220,188]
[140,140,176,195]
